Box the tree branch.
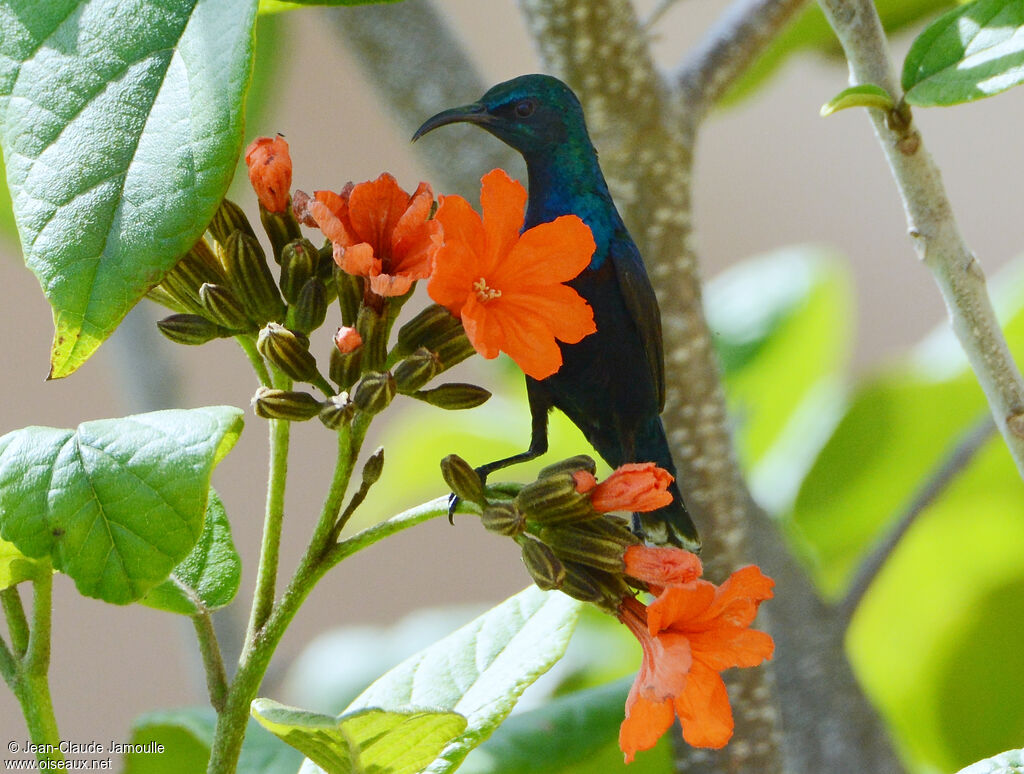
[817,0,1024,482]
[840,415,996,625]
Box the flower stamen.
[473,277,502,302]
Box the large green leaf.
[0,0,258,377]
[252,701,466,774]
[125,708,302,774]
[0,407,243,604]
[0,536,47,590]
[259,0,403,13]
[0,151,14,244]
[140,488,241,615]
[957,748,1024,774]
[903,0,1024,106]
[332,586,582,774]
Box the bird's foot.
[446,492,460,524]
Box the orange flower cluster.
[245,136,597,380]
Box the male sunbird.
[414,74,699,550]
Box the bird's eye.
[514,99,536,118]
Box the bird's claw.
[446,491,460,524]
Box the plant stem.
[817,0,1024,481]
[193,611,229,713]
[236,335,272,387]
[206,414,369,774]
[1,586,29,657]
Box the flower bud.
[319,392,355,429]
[157,314,227,345]
[334,326,362,354]
[393,348,441,394]
[245,135,291,214]
[335,266,363,327]
[222,231,286,325]
[329,347,362,391]
[432,331,477,372]
[539,455,597,480]
[208,198,257,245]
[251,386,322,421]
[539,518,638,574]
[516,473,596,526]
[518,534,566,591]
[394,304,461,358]
[560,560,631,613]
[356,305,387,373]
[481,502,524,537]
[257,323,318,382]
[260,202,304,263]
[155,238,227,314]
[199,283,252,331]
[351,371,396,415]
[279,239,318,303]
[411,383,491,410]
[361,447,384,487]
[440,454,486,507]
[288,278,328,335]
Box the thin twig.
[817,0,1024,483]
[674,0,810,124]
[642,0,684,31]
[840,415,996,624]
[0,586,29,658]
[192,611,230,713]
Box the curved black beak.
[412,103,490,142]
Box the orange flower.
[574,462,674,514]
[334,326,362,354]
[617,550,775,761]
[303,174,441,297]
[245,135,292,213]
[428,169,597,380]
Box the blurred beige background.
[3,0,1024,755]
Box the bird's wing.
[609,230,666,410]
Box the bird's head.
[413,74,589,158]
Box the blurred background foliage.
[3,0,1023,771]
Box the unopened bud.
[257,323,318,382]
[440,454,486,507]
[561,561,631,613]
[260,202,304,262]
[288,278,328,335]
[222,231,286,325]
[319,393,355,429]
[539,455,597,480]
[356,305,387,373]
[539,519,637,574]
[481,502,524,536]
[251,387,322,421]
[199,283,252,331]
[393,348,441,394]
[329,347,362,391]
[433,331,476,372]
[412,383,491,410]
[395,304,461,357]
[335,266,363,327]
[516,473,597,526]
[518,534,566,591]
[157,314,227,345]
[208,198,257,245]
[279,239,318,303]
[351,371,395,415]
[156,238,227,313]
[334,326,362,354]
[361,447,384,487]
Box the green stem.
[206,415,369,774]
[236,335,272,387]
[193,611,229,713]
[326,496,460,567]
[1,586,30,657]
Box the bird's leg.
[447,387,551,521]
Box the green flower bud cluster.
[441,454,639,613]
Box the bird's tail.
[632,418,701,551]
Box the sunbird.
[414,74,699,550]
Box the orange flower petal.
[646,580,716,635]
[624,545,703,588]
[428,241,482,316]
[500,284,596,345]
[497,215,595,288]
[480,169,527,270]
[334,326,362,353]
[619,693,675,764]
[695,566,775,629]
[494,301,565,379]
[245,135,291,213]
[310,199,356,245]
[573,470,597,494]
[434,194,486,262]
[461,294,503,360]
[336,242,378,277]
[591,462,674,513]
[675,662,735,749]
[347,173,411,250]
[369,273,415,297]
[689,627,775,671]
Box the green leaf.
[252,701,467,774]
[125,708,302,774]
[0,536,47,590]
[140,488,241,614]
[820,84,896,116]
[258,0,403,13]
[339,586,582,774]
[903,0,1024,106]
[708,247,852,513]
[0,150,15,244]
[0,0,258,377]
[0,407,243,604]
[957,748,1024,774]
